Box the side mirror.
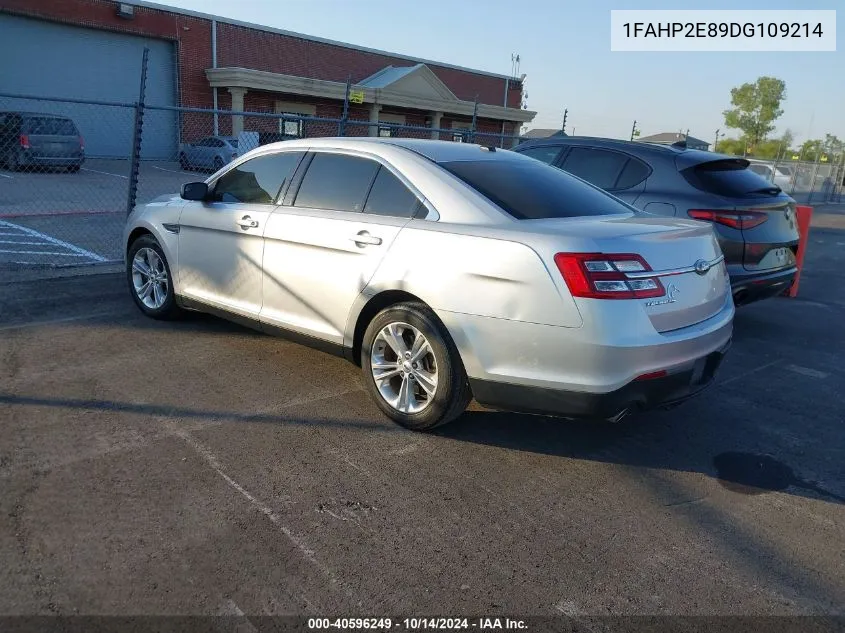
[181,182,209,201]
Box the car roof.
[515,135,748,169]
[257,137,521,164]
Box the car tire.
[126,234,182,320]
[179,153,190,170]
[361,302,471,431]
[66,164,80,173]
[7,152,19,172]
[213,156,224,172]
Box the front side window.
[364,167,422,218]
[294,153,379,212]
[440,158,630,220]
[212,151,304,204]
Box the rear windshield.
[682,159,783,198]
[439,158,631,220]
[23,117,78,136]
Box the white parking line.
[784,364,829,379]
[0,240,50,245]
[0,220,107,262]
[0,249,89,256]
[152,165,194,176]
[81,167,128,179]
[0,173,13,179]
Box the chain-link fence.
[0,93,139,269]
[738,155,845,205]
[0,88,532,275]
[5,84,841,277]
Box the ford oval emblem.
[694,259,711,275]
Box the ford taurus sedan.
[124,138,734,431]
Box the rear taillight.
[79,136,85,151]
[688,209,768,230]
[554,253,665,300]
[19,134,30,149]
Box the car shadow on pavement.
[438,407,845,506]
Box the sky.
[162,0,842,145]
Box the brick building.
[0,0,536,157]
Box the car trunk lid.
[528,215,730,332]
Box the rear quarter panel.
[364,221,583,329]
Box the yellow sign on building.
[349,90,365,104]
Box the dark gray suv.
[513,137,800,305]
[0,111,85,173]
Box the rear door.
[260,151,419,344]
[24,116,79,159]
[677,157,799,273]
[555,146,648,205]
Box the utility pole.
[714,128,720,151]
[630,120,639,141]
[561,109,568,134]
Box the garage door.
[0,13,177,159]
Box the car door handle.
[350,231,382,247]
[237,215,259,230]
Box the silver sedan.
[124,138,734,430]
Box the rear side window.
[682,159,783,198]
[516,145,563,165]
[212,151,304,204]
[615,158,650,189]
[440,158,631,220]
[23,117,77,135]
[559,147,629,190]
[295,153,379,212]
[364,167,422,218]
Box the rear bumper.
[730,267,796,306]
[19,151,84,167]
[470,338,730,421]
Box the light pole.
[630,120,639,141]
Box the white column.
[228,87,248,136]
[430,111,443,140]
[368,103,381,137]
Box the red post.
[785,205,813,298]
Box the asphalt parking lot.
[1,216,844,619]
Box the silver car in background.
[124,138,734,431]
[179,135,239,172]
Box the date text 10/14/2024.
[307,618,528,630]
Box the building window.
[452,122,471,143]
[275,101,316,138]
[280,116,304,138]
[378,113,405,138]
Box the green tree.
[722,77,786,147]
[800,139,823,158]
[823,133,843,155]
[715,137,746,155]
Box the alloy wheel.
[132,247,169,310]
[371,322,438,414]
